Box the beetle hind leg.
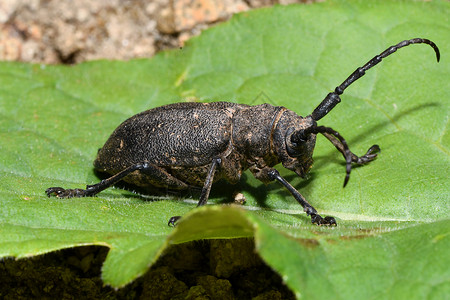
[46,187,91,198]
[46,162,189,199]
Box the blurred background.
[0,0,318,64]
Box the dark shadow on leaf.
[93,168,316,212]
[347,102,439,145]
[93,169,199,202]
[210,173,272,208]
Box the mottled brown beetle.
[46,38,440,226]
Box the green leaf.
[0,0,448,296]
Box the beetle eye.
[291,129,307,144]
[286,127,308,157]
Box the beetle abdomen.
[94,102,235,173]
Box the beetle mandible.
[46,38,440,226]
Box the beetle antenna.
[292,125,352,187]
[310,38,440,121]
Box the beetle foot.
[46,187,87,198]
[310,214,337,226]
[168,216,181,227]
[356,144,380,164]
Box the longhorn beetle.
[46,38,440,226]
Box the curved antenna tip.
[431,42,440,62]
[423,38,440,62]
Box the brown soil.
[1,240,295,299]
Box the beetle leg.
[197,158,221,207]
[168,158,222,226]
[267,169,337,226]
[46,162,150,198]
[321,132,380,165]
[46,162,188,198]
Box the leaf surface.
[0,0,448,296]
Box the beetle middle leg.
[267,169,337,226]
[168,157,221,226]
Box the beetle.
[46,38,440,226]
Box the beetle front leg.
[267,169,337,226]
[168,157,222,226]
[322,132,380,165]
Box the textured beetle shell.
[94,101,308,189]
[96,102,234,168]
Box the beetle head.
[273,112,317,178]
[274,111,353,187]
[284,118,318,178]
